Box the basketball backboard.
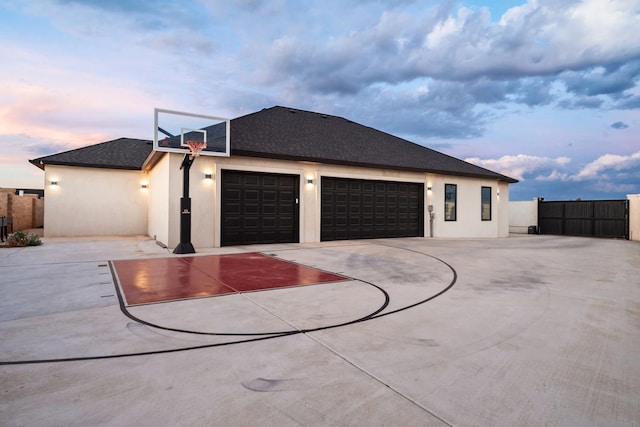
[153,108,230,156]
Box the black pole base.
[173,242,195,254]
[175,154,196,255]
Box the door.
[321,177,424,241]
[221,170,300,246]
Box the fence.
[0,189,44,231]
[510,195,640,241]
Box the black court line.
[0,244,456,365]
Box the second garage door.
[321,177,424,241]
[221,170,299,246]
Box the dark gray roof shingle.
[228,106,517,183]
[30,106,516,183]
[30,138,153,170]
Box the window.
[444,184,457,221]
[481,186,491,221]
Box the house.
[30,106,517,248]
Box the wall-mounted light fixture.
[307,178,314,185]
[205,173,213,180]
[427,186,432,191]
[50,180,58,186]
[141,184,148,190]
[497,189,500,196]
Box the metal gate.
[538,199,629,239]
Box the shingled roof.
[228,106,517,183]
[30,106,516,183]
[30,138,153,170]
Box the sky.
[1,0,639,201]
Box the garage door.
[321,177,424,241]
[221,170,299,246]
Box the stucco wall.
[497,182,510,237]
[147,154,171,246]
[629,194,640,242]
[426,175,506,239]
[156,154,511,248]
[44,166,148,236]
[509,198,539,234]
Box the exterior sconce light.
[205,173,213,180]
[141,184,148,190]
[427,186,432,191]
[50,180,58,186]
[307,178,314,185]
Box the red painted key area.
[112,253,346,305]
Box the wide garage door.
[321,177,424,241]
[221,170,299,246]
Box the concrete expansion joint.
[303,332,454,427]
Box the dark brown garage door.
[321,177,424,241]
[221,170,299,246]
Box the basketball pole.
[174,153,196,254]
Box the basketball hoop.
[185,140,206,158]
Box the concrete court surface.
[1,235,639,426]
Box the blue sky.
[1,0,638,201]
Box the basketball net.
[185,140,206,158]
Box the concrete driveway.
[1,235,639,426]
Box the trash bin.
[528,225,538,234]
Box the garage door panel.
[335,216,348,227]
[321,177,424,242]
[244,203,259,214]
[244,175,259,186]
[222,170,300,246]
[244,190,259,200]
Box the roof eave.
[29,159,46,171]
[31,160,142,171]
[231,150,519,183]
[142,150,165,171]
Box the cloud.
[465,154,571,181]
[470,151,640,200]
[471,151,640,184]
[557,96,605,110]
[243,0,640,142]
[573,151,640,181]
[6,0,637,149]
[559,60,640,97]
[611,121,629,129]
[259,1,640,87]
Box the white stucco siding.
[190,156,217,248]
[147,154,171,245]
[497,182,510,237]
[427,175,506,238]
[44,165,148,237]
[156,154,217,249]
[509,198,539,234]
[156,155,511,247]
[629,194,640,242]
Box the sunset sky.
[1,0,638,200]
